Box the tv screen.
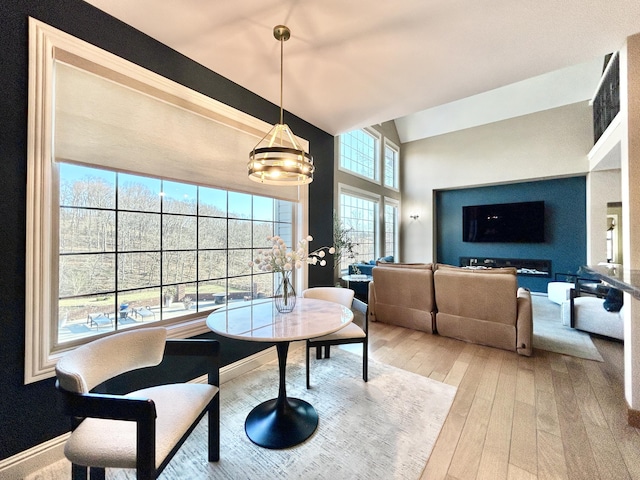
[462,201,545,243]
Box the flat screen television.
[462,201,545,243]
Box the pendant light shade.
[248,25,314,185]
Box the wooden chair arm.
[56,386,159,477]
[56,386,157,422]
[363,306,369,333]
[164,338,220,387]
[164,338,220,357]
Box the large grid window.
[384,200,399,258]
[339,129,380,181]
[384,140,399,190]
[337,127,401,272]
[57,163,292,346]
[339,191,378,271]
[25,21,312,383]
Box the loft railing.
[592,52,620,144]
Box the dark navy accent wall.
[436,176,587,292]
[0,0,334,460]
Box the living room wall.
[435,176,587,292]
[0,0,334,462]
[401,102,593,264]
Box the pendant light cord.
[279,35,284,125]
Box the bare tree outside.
[57,163,295,344]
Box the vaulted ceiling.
[84,0,640,142]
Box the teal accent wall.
[436,176,587,292]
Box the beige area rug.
[33,348,456,480]
[532,293,604,362]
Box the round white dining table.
[206,297,353,449]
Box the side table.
[341,274,373,301]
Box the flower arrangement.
[332,210,358,271]
[249,235,335,274]
[249,235,334,312]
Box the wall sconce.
[409,214,420,220]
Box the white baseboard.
[0,434,68,480]
[0,345,288,479]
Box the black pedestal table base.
[245,342,318,449]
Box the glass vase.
[274,273,296,313]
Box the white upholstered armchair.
[55,327,220,480]
[561,288,624,340]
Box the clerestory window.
[384,199,399,259]
[337,126,401,271]
[383,140,400,190]
[339,128,380,182]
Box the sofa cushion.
[434,268,518,325]
[378,262,433,269]
[370,264,435,333]
[561,296,624,340]
[436,313,517,352]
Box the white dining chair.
[302,287,368,388]
[55,327,220,479]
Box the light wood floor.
[363,320,640,480]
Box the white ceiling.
[84,0,640,141]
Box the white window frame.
[384,197,400,259]
[338,184,381,268]
[25,19,309,383]
[338,128,382,184]
[383,139,400,191]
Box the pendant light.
[248,25,314,185]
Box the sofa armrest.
[516,288,533,356]
[368,281,377,322]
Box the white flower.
[249,234,335,276]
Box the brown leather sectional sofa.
[367,263,533,356]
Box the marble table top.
[206,298,353,342]
[581,264,640,300]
